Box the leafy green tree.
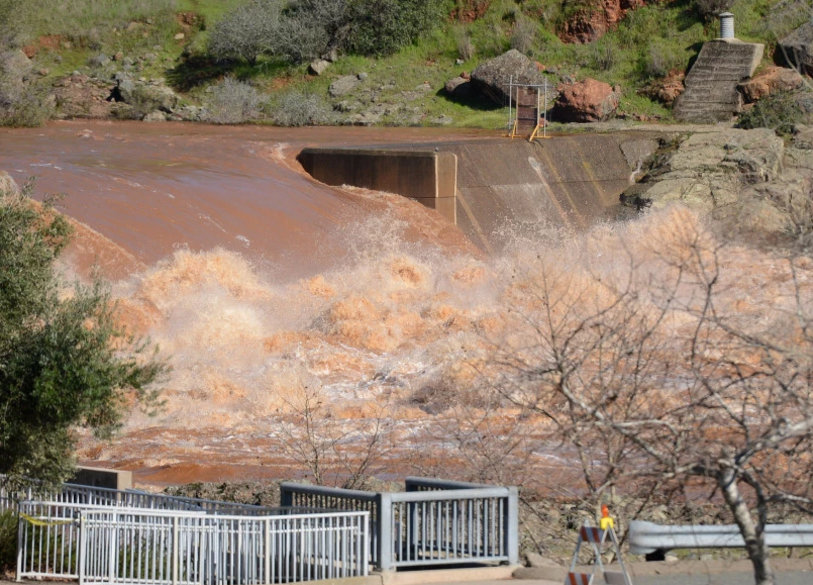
[0,180,165,485]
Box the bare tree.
[276,370,395,489]
[488,222,813,585]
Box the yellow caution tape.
[20,513,75,527]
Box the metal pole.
[15,507,23,582]
[172,516,179,585]
[506,487,519,565]
[543,78,548,138]
[109,513,117,584]
[264,518,271,585]
[78,513,86,585]
[378,493,393,572]
[508,75,514,132]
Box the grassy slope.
[18,0,797,128]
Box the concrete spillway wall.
[299,133,660,252]
[298,148,458,223]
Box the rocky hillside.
[0,0,810,128]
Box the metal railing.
[17,501,369,584]
[629,521,813,555]
[1,478,270,516]
[280,478,518,571]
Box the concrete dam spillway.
[0,122,679,487]
[299,133,659,251]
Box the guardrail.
[17,501,369,584]
[629,521,813,556]
[280,478,518,571]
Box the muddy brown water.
[3,122,799,495]
[0,122,492,278]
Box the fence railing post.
[172,516,179,585]
[264,517,271,585]
[280,485,292,508]
[506,487,519,565]
[377,493,393,572]
[78,512,86,585]
[15,506,23,582]
[109,512,117,583]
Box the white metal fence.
[17,502,369,584]
[280,477,518,571]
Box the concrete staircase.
[674,40,764,123]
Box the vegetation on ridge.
[0,0,809,127]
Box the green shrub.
[510,17,537,55]
[0,52,52,127]
[274,0,446,62]
[0,510,16,572]
[644,41,685,79]
[736,89,813,135]
[272,91,333,126]
[0,86,54,127]
[0,0,29,49]
[590,38,617,72]
[346,0,447,57]
[208,0,282,64]
[693,0,735,20]
[204,77,264,124]
[453,25,476,61]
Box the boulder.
[445,76,475,99]
[738,66,805,103]
[793,124,813,150]
[329,75,360,98]
[143,110,167,122]
[552,78,619,122]
[526,552,563,569]
[471,49,542,105]
[309,59,330,76]
[0,50,33,101]
[112,75,179,113]
[0,50,32,79]
[779,22,813,77]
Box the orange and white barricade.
[564,507,633,585]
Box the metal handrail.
[280,479,519,571]
[1,475,272,515]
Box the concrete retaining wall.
[298,148,458,223]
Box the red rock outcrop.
[552,78,620,122]
[558,0,645,43]
[645,70,685,107]
[451,0,491,22]
[738,66,805,103]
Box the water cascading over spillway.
[5,122,800,492]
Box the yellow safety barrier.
[20,512,75,527]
